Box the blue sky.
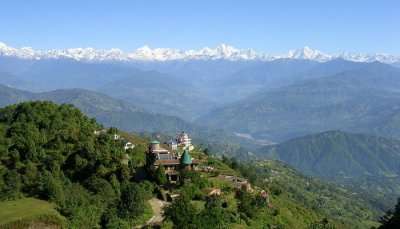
[0,0,399,54]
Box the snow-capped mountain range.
[0,42,399,64]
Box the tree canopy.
[0,101,152,228]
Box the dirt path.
[145,198,169,226]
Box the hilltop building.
[167,139,178,151]
[148,140,198,182]
[176,131,194,151]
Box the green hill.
[260,130,400,178]
[0,198,65,228]
[258,130,400,211]
[0,101,382,228]
[0,101,156,228]
[248,160,379,228]
[0,84,194,134]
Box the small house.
[124,142,135,150]
[113,134,120,140]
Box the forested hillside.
[0,101,383,228]
[259,130,400,211]
[260,130,400,178]
[0,101,157,227]
[245,160,380,228]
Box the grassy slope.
[186,148,338,228]
[260,130,400,178]
[259,130,400,211]
[0,198,65,227]
[254,160,380,228]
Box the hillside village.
[87,127,378,229]
[104,128,258,194]
[94,127,272,226]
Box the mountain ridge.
[257,130,400,210]
[259,130,400,178]
[0,84,194,133]
[0,83,260,157]
[197,62,400,142]
[1,41,400,64]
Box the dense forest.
[0,101,155,227]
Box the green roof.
[180,149,192,165]
[150,140,160,144]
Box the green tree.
[237,190,256,219]
[308,218,336,229]
[180,183,203,200]
[129,144,147,167]
[110,174,121,198]
[196,197,232,228]
[119,183,147,218]
[40,172,65,206]
[164,195,197,229]
[180,170,209,189]
[203,148,209,156]
[86,176,118,206]
[379,198,400,228]
[2,169,22,199]
[155,165,168,185]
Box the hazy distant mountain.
[0,71,27,89]
[0,57,217,120]
[0,83,257,156]
[2,46,399,123]
[260,130,400,178]
[198,62,400,142]
[213,59,375,99]
[0,83,32,106]
[218,59,318,88]
[0,84,194,133]
[99,69,217,120]
[131,59,374,105]
[392,62,400,68]
[6,59,140,91]
[1,41,400,64]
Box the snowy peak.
[183,44,259,60]
[286,46,332,61]
[0,42,39,59]
[0,41,399,64]
[0,42,262,61]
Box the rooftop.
[181,149,192,165]
[154,159,180,166]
